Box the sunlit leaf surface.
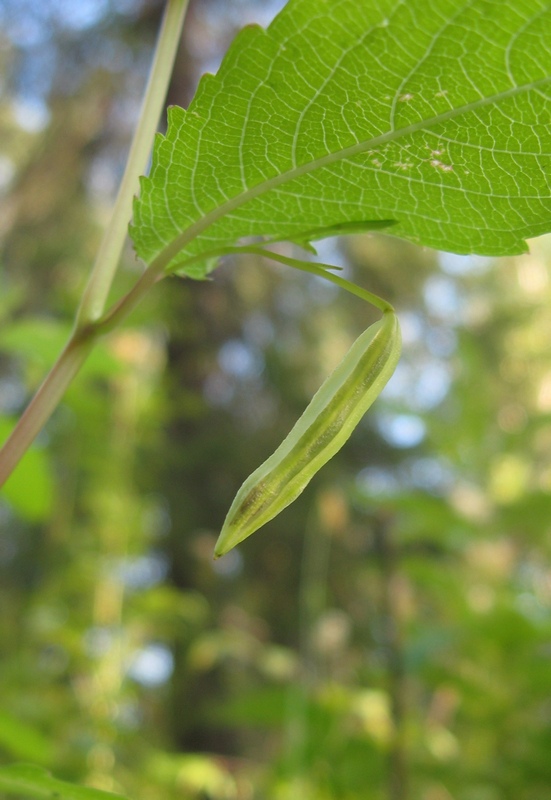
[131,0,551,276]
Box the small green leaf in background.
[0,712,54,765]
[0,319,121,379]
[131,0,551,275]
[0,764,128,800]
[0,419,53,522]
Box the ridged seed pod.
[214,309,401,557]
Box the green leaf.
[0,712,54,765]
[0,764,128,800]
[0,419,54,523]
[131,0,551,277]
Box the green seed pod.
[214,309,401,557]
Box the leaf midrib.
[153,74,550,268]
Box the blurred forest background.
[1,1,551,799]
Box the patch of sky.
[4,1,145,111]
[423,274,464,322]
[356,457,454,500]
[438,251,493,276]
[194,0,288,74]
[212,547,243,577]
[12,45,57,105]
[3,2,52,47]
[271,240,348,312]
[115,554,168,590]
[375,307,454,409]
[356,466,400,498]
[314,237,348,270]
[218,339,263,379]
[128,643,174,687]
[206,0,287,31]
[379,357,451,411]
[410,361,451,410]
[58,0,109,31]
[396,310,425,347]
[376,413,426,448]
[82,36,135,77]
[380,360,410,401]
[87,152,123,201]
[113,0,145,16]
[10,97,50,133]
[0,376,26,413]
[426,325,457,358]
[306,238,349,305]
[307,273,340,306]
[399,456,454,494]
[3,0,113,45]
[242,312,275,349]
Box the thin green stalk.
[171,244,395,313]
[0,202,196,490]
[94,236,394,343]
[0,0,189,489]
[76,0,190,327]
[237,247,394,313]
[91,257,167,336]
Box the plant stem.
[180,244,395,314]
[0,332,94,488]
[0,230,188,490]
[0,0,190,489]
[92,256,167,336]
[272,254,394,314]
[76,0,190,327]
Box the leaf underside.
[131,0,551,277]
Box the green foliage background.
[1,2,551,799]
